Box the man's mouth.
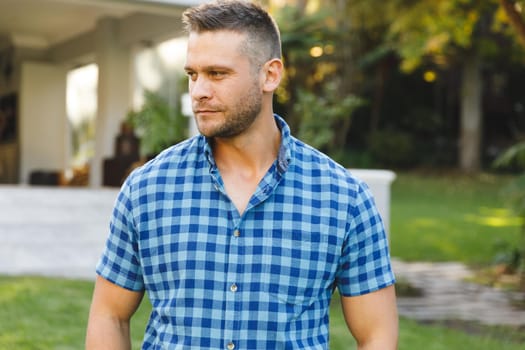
[194,108,221,115]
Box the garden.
[2,0,525,348]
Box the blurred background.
[1,0,524,187]
[1,0,525,349]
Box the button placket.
[224,224,242,348]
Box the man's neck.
[212,114,281,176]
[211,113,281,215]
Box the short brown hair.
[182,0,281,67]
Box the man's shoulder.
[127,135,204,184]
[291,137,358,185]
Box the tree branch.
[499,0,525,48]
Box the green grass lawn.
[1,172,523,349]
[1,275,523,350]
[390,171,522,265]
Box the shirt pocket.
[261,229,334,316]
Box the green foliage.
[367,129,417,168]
[271,0,525,172]
[500,173,525,218]
[349,0,525,72]
[493,143,525,284]
[274,3,358,145]
[500,174,525,280]
[493,141,525,171]
[330,148,375,169]
[494,149,525,238]
[372,104,450,169]
[70,117,96,166]
[276,5,333,62]
[381,0,514,71]
[127,90,187,157]
[276,3,336,89]
[492,238,522,272]
[293,83,365,152]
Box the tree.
[385,0,493,172]
[349,0,524,172]
[267,0,525,169]
[499,0,525,46]
[271,2,365,157]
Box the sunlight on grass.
[464,207,523,228]
[409,217,441,228]
[0,277,40,303]
[391,172,521,264]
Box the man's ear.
[262,58,283,93]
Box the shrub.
[367,129,417,168]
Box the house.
[0,0,206,186]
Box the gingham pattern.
[96,115,395,349]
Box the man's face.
[184,30,263,138]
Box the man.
[86,1,398,349]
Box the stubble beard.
[195,82,263,139]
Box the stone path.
[392,259,525,327]
[1,186,524,327]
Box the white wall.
[348,169,396,237]
[20,62,67,184]
[90,17,132,187]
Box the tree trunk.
[459,56,483,173]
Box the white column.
[90,17,132,187]
[19,62,67,184]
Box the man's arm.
[86,275,145,350]
[341,285,398,350]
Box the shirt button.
[233,229,240,237]
[230,283,238,293]
[227,341,235,350]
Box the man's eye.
[209,71,225,78]
[186,72,197,81]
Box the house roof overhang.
[0,0,206,63]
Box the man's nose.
[190,76,212,100]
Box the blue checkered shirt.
[97,114,395,349]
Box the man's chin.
[196,124,220,138]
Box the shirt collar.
[274,114,292,174]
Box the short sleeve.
[96,180,144,291]
[336,181,395,296]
